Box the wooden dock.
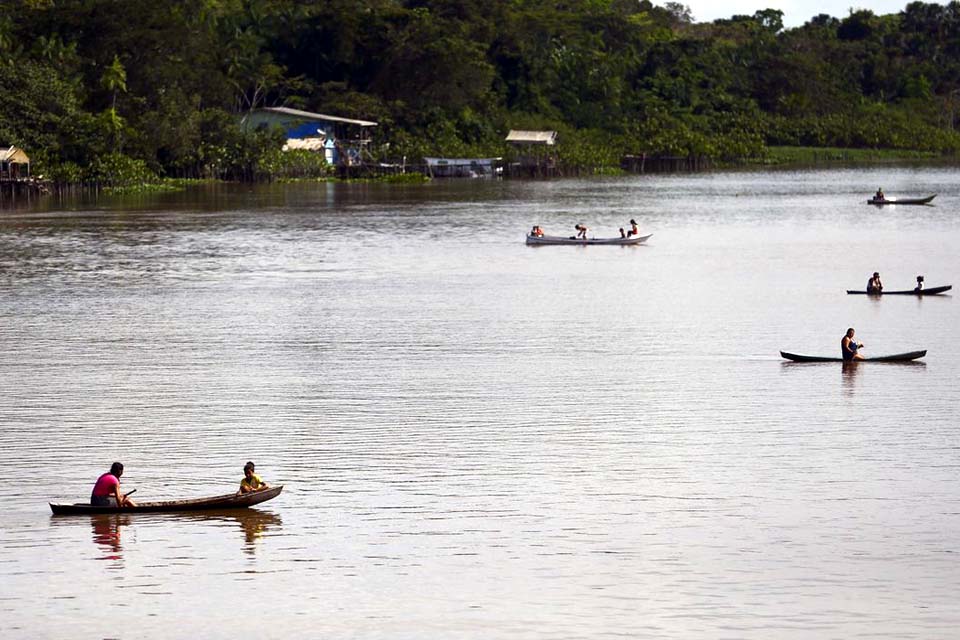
[0,176,50,202]
[621,153,712,173]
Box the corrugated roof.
[505,130,557,145]
[257,107,378,127]
[283,137,328,152]
[424,157,501,166]
[0,146,30,163]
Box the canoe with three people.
[50,461,282,515]
[527,220,652,245]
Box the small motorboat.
[780,350,926,363]
[50,485,283,515]
[846,285,951,296]
[866,194,936,205]
[526,233,652,246]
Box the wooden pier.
[0,177,49,208]
[1,146,48,202]
[621,153,712,173]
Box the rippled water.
[2,167,960,638]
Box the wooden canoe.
[780,350,926,363]
[526,233,652,246]
[866,194,936,205]
[846,285,951,296]
[50,485,283,515]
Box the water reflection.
[841,361,862,396]
[51,508,282,563]
[175,510,283,555]
[238,511,282,554]
[90,514,129,562]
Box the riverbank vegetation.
[2,0,960,184]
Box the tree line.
[2,0,960,183]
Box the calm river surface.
[1,167,959,638]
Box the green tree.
[100,54,127,152]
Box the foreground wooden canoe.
[846,285,951,296]
[526,233,652,246]
[780,350,926,363]
[867,194,936,205]
[50,485,283,515]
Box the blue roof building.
[242,107,378,166]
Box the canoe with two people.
[50,461,282,514]
[846,273,951,295]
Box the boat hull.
[50,485,283,515]
[867,194,936,205]
[846,285,951,296]
[780,350,926,363]
[526,233,652,246]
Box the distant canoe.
[526,233,652,246]
[50,485,282,515]
[867,194,936,205]
[780,350,926,363]
[846,285,951,296]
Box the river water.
[1,167,959,638]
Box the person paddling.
[90,462,137,507]
[915,275,924,292]
[841,328,865,361]
[240,461,270,494]
[866,272,883,295]
[574,224,588,240]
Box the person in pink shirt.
[91,462,137,507]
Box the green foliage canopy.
[2,0,960,181]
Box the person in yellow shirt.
[239,461,269,493]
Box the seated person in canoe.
[574,224,588,240]
[874,188,885,201]
[627,219,639,237]
[91,461,137,507]
[240,461,270,493]
[619,227,626,238]
[841,328,865,361]
[530,225,544,238]
[915,275,924,292]
[866,272,883,294]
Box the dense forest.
[3,0,960,182]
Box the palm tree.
[101,55,127,152]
